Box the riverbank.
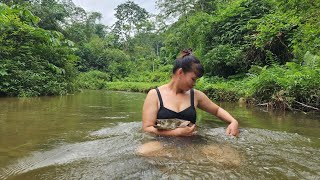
[76,64,320,113]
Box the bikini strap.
[190,89,195,107]
[155,88,163,107]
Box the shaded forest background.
[0,0,319,111]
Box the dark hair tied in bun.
[179,48,193,58]
[173,48,204,78]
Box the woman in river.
[138,49,240,160]
[138,49,240,163]
[141,49,239,137]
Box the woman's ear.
[177,68,184,75]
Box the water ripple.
[1,122,319,179]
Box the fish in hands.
[153,118,193,130]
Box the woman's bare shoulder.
[144,89,158,108]
[193,89,207,98]
[146,88,157,98]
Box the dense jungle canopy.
[0,0,319,111]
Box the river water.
[0,90,319,179]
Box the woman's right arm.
[142,89,195,136]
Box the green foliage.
[76,36,108,71]
[104,49,130,81]
[247,0,320,63]
[163,12,213,58]
[30,0,69,31]
[245,65,286,101]
[1,0,319,111]
[249,12,300,48]
[208,0,272,46]
[248,12,299,63]
[123,64,172,83]
[194,62,319,109]
[76,70,110,90]
[199,0,273,77]
[292,19,320,61]
[0,4,78,97]
[199,80,242,102]
[303,51,320,69]
[245,63,320,108]
[156,0,197,20]
[126,32,162,60]
[203,44,243,78]
[105,82,162,93]
[63,11,106,44]
[275,0,320,16]
[76,36,130,77]
[76,70,163,92]
[113,1,150,44]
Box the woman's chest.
[160,93,197,112]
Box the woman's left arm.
[196,90,239,136]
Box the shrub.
[76,71,110,89]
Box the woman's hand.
[174,124,196,136]
[226,121,239,137]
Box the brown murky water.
[0,90,319,179]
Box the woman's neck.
[167,78,184,94]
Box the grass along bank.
[76,62,319,112]
[76,70,163,93]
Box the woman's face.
[179,71,198,90]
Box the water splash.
[1,122,319,179]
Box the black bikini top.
[155,88,197,123]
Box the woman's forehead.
[185,71,197,77]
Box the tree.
[85,12,106,39]
[29,0,69,32]
[64,11,107,43]
[156,0,197,23]
[112,1,150,45]
[156,0,199,52]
